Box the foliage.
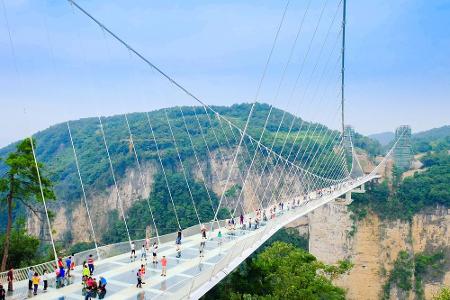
[352,131,384,157]
[262,227,308,252]
[0,139,55,271]
[412,125,450,154]
[0,221,40,269]
[434,287,450,300]
[350,151,450,220]
[204,230,349,300]
[414,251,446,299]
[383,251,414,299]
[102,172,229,243]
[382,250,447,300]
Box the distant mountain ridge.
[413,125,450,141]
[369,125,450,151]
[369,132,395,146]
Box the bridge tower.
[394,125,412,171]
[343,125,354,167]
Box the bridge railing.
[0,219,227,285]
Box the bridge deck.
[4,176,377,300]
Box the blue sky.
[0,0,449,148]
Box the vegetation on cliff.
[382,250,447,300]
[350,151,450,221]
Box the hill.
[412,125,450,153]
[369,131,395,146]
[2,103,368,250]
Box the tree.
[204,241,348,300]
[0,139,55,271]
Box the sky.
[0,0,449,148]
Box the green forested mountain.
[0,103,347,205]
[412,125,450,153]
[0,103,381,251]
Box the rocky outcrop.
[293,203,450,300]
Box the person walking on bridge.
[42,270,49,291]
[140,244,147,262]
[175,229,182,258]
[130,242,137,261]
[27,267,34,290]
[6,268,13,292]
[66,256,72,277]
[152,242,158,264]
[87,254,95,275]
[161,256,167,277]
[32,272,40,295]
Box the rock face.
[294,203,450,300]
[26,147,309,245]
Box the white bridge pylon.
[5,175,378,300]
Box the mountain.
[413,125,450,141]
[369,131,395,146]
[1,103,359,248]
[412,125,450,153]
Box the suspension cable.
[123,114,161,243]
[144,112,182,230]
[98,116,132,245]
[67,121,101,258]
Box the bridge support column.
[345,191,352,204]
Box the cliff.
[295,201,450,300]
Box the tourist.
[217,230,223,246]
[66,256,72,277]
[199,240,205,258]
[140,244,147,262]
[42,270,49,291]
[70,254,76,270]
[98,276,107,299]
[161,256,167,277]
[7,268,13,292]
[28,267,34,290]
[130,241,136,261]
[87,254,95,275]
[240,213,244,226]
[145,236,150,251]
[201,224,207,239]
[82,263,90,284]
[140,264,146,284]
[152,242,158,264]
[136,269,142,288]
[55,266,61,288]
[57,257,64,271]
[248,217,252,230]
[0,284,6,300]
[59,266,66,287]
[84,277,96,300]
[32,272,40,295]
[98,276,107,292]
[175,229,182,258]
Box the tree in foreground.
[0,139,55,271]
